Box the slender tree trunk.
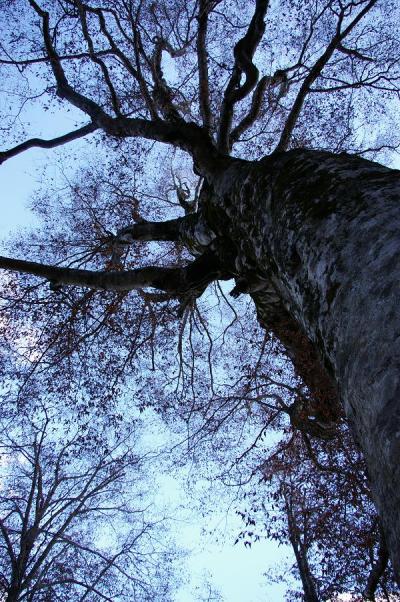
[285,499,320,602]
[363,527,389,601]
[211,149,400,578]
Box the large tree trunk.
[211,149,400,577]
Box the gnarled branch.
[217,0,270,154]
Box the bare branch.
[0,123,97,165]
[28,0,111,126]
[75,1,122,116]
[196,0,219,132]
[337,42,373,62]
[0,249,229,298]
[363,527,389,601]
[0,49,112,66]
[217,0,270,153]
[275,0,378,152]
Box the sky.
[3,73,400,602]
[0,104,295,600]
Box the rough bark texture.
[209,149,400,577]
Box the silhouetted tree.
[0,409,178,601]
[0,0,399,584]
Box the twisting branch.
[217,0,270,154]
[0,123,97,164]
[275,0,378,152]
[230,70,288,146]
[150,37,185,122]
[229,75,269,145]
[196,0,219,133]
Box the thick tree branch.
[110,216,190,267]
[196,0,215,133]
[0,123,97,165]
[217,0,270,153]
[0,113,225,178]
[275,0,378,152]
[0,250,228,298]
[106,117,227,177]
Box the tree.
[0,409,179,601]
[0,0,399,584]
[235,419,399,600]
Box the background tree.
[0,407,179,601]
[0,0,399,590]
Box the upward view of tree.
[0,0,399,597]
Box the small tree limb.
[0,123,97,165]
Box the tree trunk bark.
[212,149,400,579]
